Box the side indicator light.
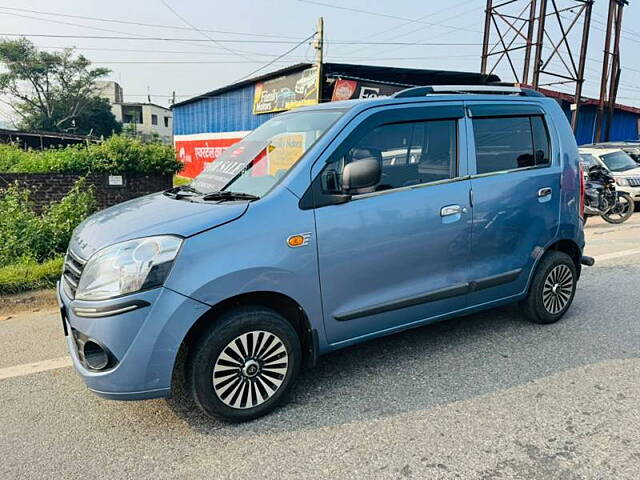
[287,233,311,248]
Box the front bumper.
[618,185,640,201]
[58,281,209,400]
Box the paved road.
[1,216,639,479]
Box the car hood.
[613,166,640,177]
[69,192,249,259]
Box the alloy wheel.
[212,331,289,409]
[542,264,574,314]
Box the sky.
[1,0,640,125]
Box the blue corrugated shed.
[559,102,640,145]
[174,83,277,135]
[172,63,501,137]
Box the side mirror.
[342,157,381,192]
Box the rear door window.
[472,115,550,174]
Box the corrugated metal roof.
[172,63,313,108]
[172,63,500,109]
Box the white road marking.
[593,247,640,263]
[0,357,72,381]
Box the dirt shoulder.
[0,289,58,318]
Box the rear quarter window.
[472,115,551,174]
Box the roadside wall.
[0,173,172,211]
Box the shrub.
[0,135,182,175]
[0,257,63,295]
[0,180,96,267]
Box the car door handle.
[538,187,552,198]
[440,204,467,217]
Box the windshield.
[580,153,598,168]
[600,150,638,172]
[190,109,345,197]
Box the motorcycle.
[583,164,635,224]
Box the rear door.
[465,102,561,305]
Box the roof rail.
[393,85,545,98]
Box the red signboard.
[174,131,249,178]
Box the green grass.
[173,174,192,187]
[0,257,63,295]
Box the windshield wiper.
[163,185,201,199]
[201,190,260,202]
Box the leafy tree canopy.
[0,38,121,137]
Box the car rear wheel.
[187,306,301,422]
[521,250,577,324]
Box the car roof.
[579,147,622,156]
[300,92,551,114]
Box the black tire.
[601,193,634,224]
[521,250,577,324]
[186,306,301,422]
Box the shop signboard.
[330,78,407,101]
[253,66,319,114]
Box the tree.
[19,96,122,137]
[0,38,120,135]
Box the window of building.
[164,116,170,127]
[151,114,158,125]
[122,105,143,124]
[327,119,457,193]
[472,116,550,174]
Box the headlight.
[616,177,630,186]
[75,235,182,301]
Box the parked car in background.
[59,85,590,422]
[582,142,640,163]
[579,146,640,208]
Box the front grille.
[626,177,640,187]
[62,249,86,299]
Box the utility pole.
[595,0,627,142]
[313,17,324,104]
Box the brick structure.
[0,173,172,211]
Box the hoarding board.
[174,131,249,178]
[253,66,319,114]
[330,78,406,101]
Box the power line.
[0,10,265,57]
[343,2,485,57]
[0,33,487,46]
[34,45,288,57]
[78,55,481,65]
[0,5,302,39]
[158,0,255,61]
[296,0,481,34]
[233,33,317,83]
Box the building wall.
[0,173,172,211]
[141,105,173,140]
[173,84,277,135]
[113,104,173,143]
[560,103,640,145]
[172,84,280,177]
[96,81,123,104]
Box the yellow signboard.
[253,67,319,115]
[267,133,306,176]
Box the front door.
[312,105,473,345]
[465,102,561,305]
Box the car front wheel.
[187,306,301,422]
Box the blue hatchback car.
[59,85,590,421]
